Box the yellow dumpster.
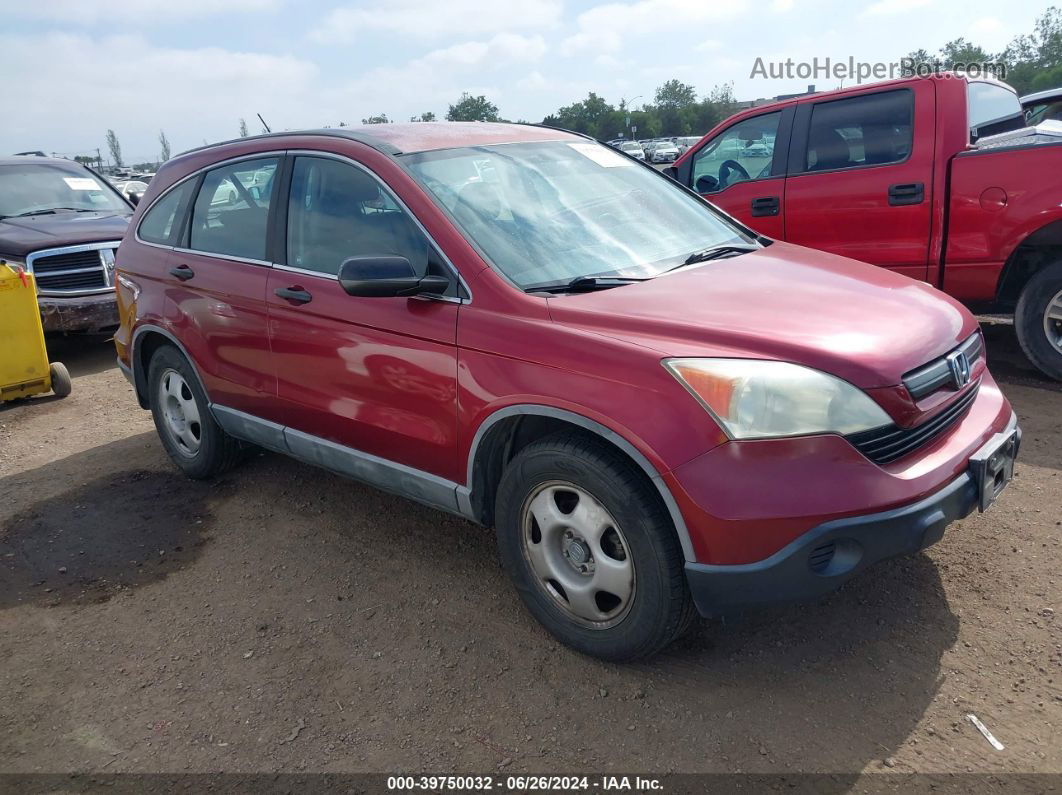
[0,261,71,402]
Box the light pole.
[621,95,642,141]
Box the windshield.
[404,141,751,289]
[0,161,129,218]
[620,142,641,151]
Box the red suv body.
[670,73,1062,381]
[115,123,1019,660]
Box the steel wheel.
[157,368,202,458]
[1044,288,1062,351]
[520,481,635,629]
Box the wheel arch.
[996,218,1062,308]
[458,404,696,562]
[130,324,211,410]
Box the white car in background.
[648,141,680,163]
[618,141,646,160]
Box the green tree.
[939,38,993,69]
[361,114,390,124]
[415,111,436,122]
[446,93,499,122]
[238,118,249,137]
[1001,6,1062,93]
[105,129,123,168]
[158,129,171,162]
[654,79,698,109]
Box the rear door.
[166,155,281,421]
[681,108,792,239]
[783,85,935,280]
[266,153,462,482]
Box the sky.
[0,0,1050,164]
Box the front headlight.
[664,358,892,440]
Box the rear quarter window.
[138,180,194,245]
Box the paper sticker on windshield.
[567,142,634,167]
[63,177,102,191]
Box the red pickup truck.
[669,73,1062,380]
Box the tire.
[147,345,243,479]
[494,430,695,661]
[49,362,72,398]
[1015,260,1062,382]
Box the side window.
[286,156,431,277]
[189,157,278,261]
[691,112,780,193]
[138,180,194,245]
[804,90,912,173]
[967,82,1024,141]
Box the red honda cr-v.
[114,123,1019,661]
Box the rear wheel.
[148,345,242,479]
[494,431,695,661]
[1016,260,1062,382]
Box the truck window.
[691,112,781,193]
[803,89,912,172]
[967,82,1024,142]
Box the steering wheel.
[718,160,750,190]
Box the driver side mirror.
[662,166,679,180]
[128,192,141,207]
[339,256,450,298]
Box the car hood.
[0,211,131,258]
[545,242,977,389]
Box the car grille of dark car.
[845,383,980,465]
[28,245,114,294]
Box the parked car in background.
[648,141,680,163]
[115,180,149,203]
[618,141,646,160]
[670,72,1062,381]
[116,122,1017,661]
[1022,87,1062,125]
[675,136,701,154]
[0,155,131,333]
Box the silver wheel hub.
[521,482,635,629]
[1044,288,1062,351]
[158,369,202,458]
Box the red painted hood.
[546,242,978,389]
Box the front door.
[266,154,462,483]
[687,110,787,239]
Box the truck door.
[682,108,791,239]
[783,84,934,281]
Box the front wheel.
[494,431,695,661]
[1015,260,1062,381]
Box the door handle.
[750,196,780,217]
[888,182,924,206]
[168,264,194,281]
[274,286,313,305]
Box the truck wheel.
[147,345,242,479]
[494,431,695,661]
[1015,260,1062,381]
[49,362,72,398]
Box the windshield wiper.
[525,275,650,294]
[676,243,760,268]
[13,207,96,218]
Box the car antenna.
[257,113,272,133]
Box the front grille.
[27,243,117,295]
[847,383,980,465]
[903,333,984,399]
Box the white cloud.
[3,0,281,24]
[696,38,722,51]
[967,17,1011,50]
[0,32,318,162]
[771,0,794,11]
[308,0,562,43]
[560,0,747,56]
[861,0,930,16]
[517,70,551,90]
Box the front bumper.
[684,413,1020,615]
[39,291,118,333]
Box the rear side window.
[968,82,1024,141]
[804,90,912,172]
[285,156,430,276]
[138,180,194,245]
[189,157,278,261]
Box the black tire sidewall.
[147,346,227,479]
[1016,261,1062,381]
[495,435,689,661]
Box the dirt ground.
[0,322,1059,782]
